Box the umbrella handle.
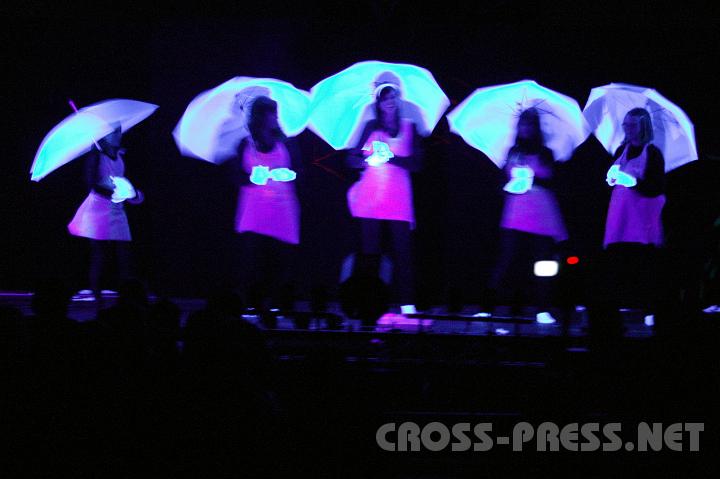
[68,98,102,150]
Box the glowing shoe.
[72,289,96,302]
[536,311,557,324]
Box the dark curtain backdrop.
[4,2,719,305]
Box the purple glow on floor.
[375,313,433,332]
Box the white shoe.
[400,304,417,315]
[100,289,119,297]
[536,312,557,324]
[72,289,96,302]
[702,305,720,314]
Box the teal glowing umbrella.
[308,60,450,150]
[31,99,158,181]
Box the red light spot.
[566,256,580,265]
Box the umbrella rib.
[651,107,679,126]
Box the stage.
[0,291,659,334]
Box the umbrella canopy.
[31,99,158,181]
[446,79,590,167]
[308,60,450,150]
[583,83,698,172]
[173,77,311,164]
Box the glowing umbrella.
[583,82,698,171]
[31,99,158,181]
[308,60,450,150]
[173,77,310,164]
[446,79,589,167]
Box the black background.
[4,1,719,304]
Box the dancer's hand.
[503,177,533,194]
[365,141,393,167]
[615,170,637,187]
[269,168,297,182]
[109,176,136,203]
[510,166,534,179]
[606,164,619,186]
[250,165,271,185]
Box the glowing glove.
[606,164,637,187]
[503,177,533,194]
[503,166,534,194]
[615,170,637,187]
[109,176,136,203]
[510,166,534,179]
[364,141,394,167]
[250,165,297,185]
[250,165,272,185]
[269,167,297,182]
[606,165,619,186]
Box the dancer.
[488,108,568,323]
[228,96,301,317]
[345,72,423,314]
[68,126,143,301]
[602,107,665,321]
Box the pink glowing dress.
[68,151,132,241]
[500,148,568,242]
[234,139,300,244]
[347,118,416,226]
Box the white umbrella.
[583,82,698,171]
[446,79,590,167]
[173,77,310,164]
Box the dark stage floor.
[0,291,661,338]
